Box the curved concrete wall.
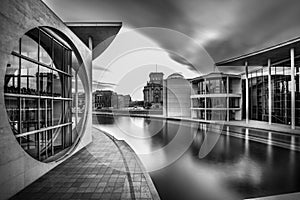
[163,78,192,117]
[0,1,93,199]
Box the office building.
[216,38,300,129]
[190,72,242,121]
[0,1,121,198]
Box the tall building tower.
[143,72,164,109]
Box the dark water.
[93,115,300,200]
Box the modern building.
[216,37,300,129]
[163,73,191,117]
[0,1,121,199]
[143,72,164,108]
[190,72,242,121]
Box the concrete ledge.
[245,192,300,200]
[93,126,161,200]
[93,112,300,135]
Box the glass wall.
[248,65,300,126]
[296,66,300,126]
[4,27,75,162]
[206,78,226,94]
[248,68,269,122]
[271,66,291,125]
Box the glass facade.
[191,74,242,121]
[246,65,300,126]
[248,68,269,122]
[4,27,76,161]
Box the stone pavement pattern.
[10,128,160,200]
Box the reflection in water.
[93,115,300,200]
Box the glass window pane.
[39,31,52,65]
[21,133,38,158]
[53,100,62,125]
[39,66,53,96]
[20,59,38,95]
[5,96,19,134]
[21,30,39,60]
[53,41,63,71]
[5,55,19,93]
[21,98,38,133]
[53,71,62,97]
[53,127,63,153]
[40,99,52,128]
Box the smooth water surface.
[93,115,300,200]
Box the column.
[88,36,93,50]
[88,36,93,90]
[204,79,207,121]
[226,75,230,122]
[291,48,296,129]
[190,97,193,118]
[245,62,249,124]
[268,59,272,125]
[75,71,78,127]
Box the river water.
[93,115,300,200]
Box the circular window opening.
[4,27,80,162]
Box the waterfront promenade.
[10,128,160,200]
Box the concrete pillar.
[245,62,249,124]
[190,97,193,118]
[204,78,207,121]
[291,48,296,129]
[88,36,93,50]
[88,36,93,90]
[75,71,78,126]
[227,75,230,122]
[268,59,272,125]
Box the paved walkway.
[10,128,160,200]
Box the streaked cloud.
[43,0,300,74]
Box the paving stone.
[9,128,159,200]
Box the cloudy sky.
[43,0,300,99]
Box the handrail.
[15,122,72,138]
[4,93,72,101]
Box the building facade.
[0,1,121,199]
[216,37,300,129]
[93,90,131,109]
[163,73,191,117]
[143,72,164,108]
[190,72,242,121]
[241,66,300,126]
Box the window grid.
[4,27,74,161]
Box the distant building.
[112,94,131,109]
[163,73,191,117]
[92,90,102,109]
[93,90,131,109]
[93,90,115,109]
[190,72,242,121]
[143,72,164,108]
[78,92,86,111]
[123,95,131,108]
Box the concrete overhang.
[216,36,300,67]
[190,72,240,82]
[66,22,122,60]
